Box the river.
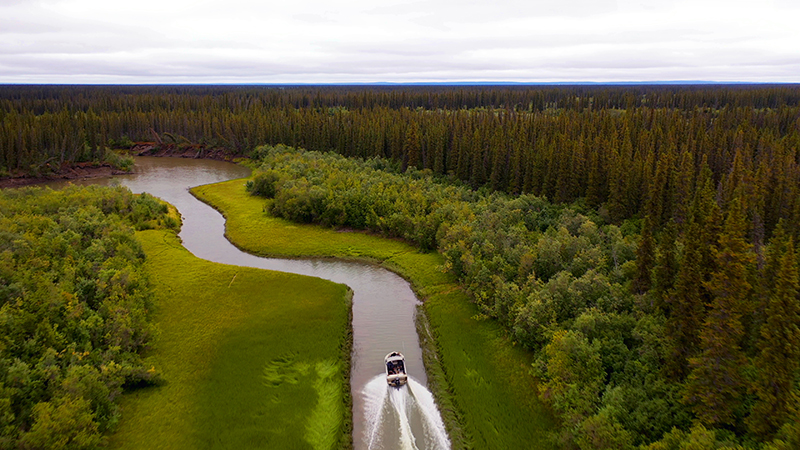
[48,156,450,450]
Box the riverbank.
[0,162,130,189]
[109,229,353,450]
[0,144,242,190]
[192,178,556,449]
[130,142,243,161]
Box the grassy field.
[108,229,352,450]
[193,179,556,449]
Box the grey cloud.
[0,0,798,83]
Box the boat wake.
[363,375,450,450]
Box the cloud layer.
[2,0,798,83]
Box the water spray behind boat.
[362,351,450,449]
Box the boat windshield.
[387,360,405,375]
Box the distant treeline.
[2,84,800,232]
[3,84,800,238]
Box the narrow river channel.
[49,157,450,450]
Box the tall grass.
[108,229,352,450]
[306,360,345,450]
[192,178,555,449]
[424,290,556,448]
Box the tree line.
[247,145,800,449]
[2,84,800,241]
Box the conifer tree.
[684,195,755,427]
[672,151,695,226]
[633,216,655,295]
[664,167,720,379]
[664,218,706,379]
[402,122,421,170]
[469,129,486,187]
[585,141,604,208]
[747,226,800,437]
[651,221,678,314]
[646,148,675,229]
[607,138,633,221]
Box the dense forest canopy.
[0,186,177,448]
[3,84,800,236]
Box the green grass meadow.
[192,179,555,449]
[109,229,352,450]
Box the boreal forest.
[2,84,800,449]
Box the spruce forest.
[2,84,800,448]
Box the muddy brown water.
[47,157,448,450]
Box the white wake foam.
[362,375,451,450]
[406,378,450,450]
[363,376,389,449]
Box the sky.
[1,0,799,84]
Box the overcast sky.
[1,0,798,84]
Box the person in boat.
[385,351,408,386]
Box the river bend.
[50,157,449,450]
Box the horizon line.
[2,80,799,87]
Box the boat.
[385,351,408,387]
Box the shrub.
[245,170,281,198]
